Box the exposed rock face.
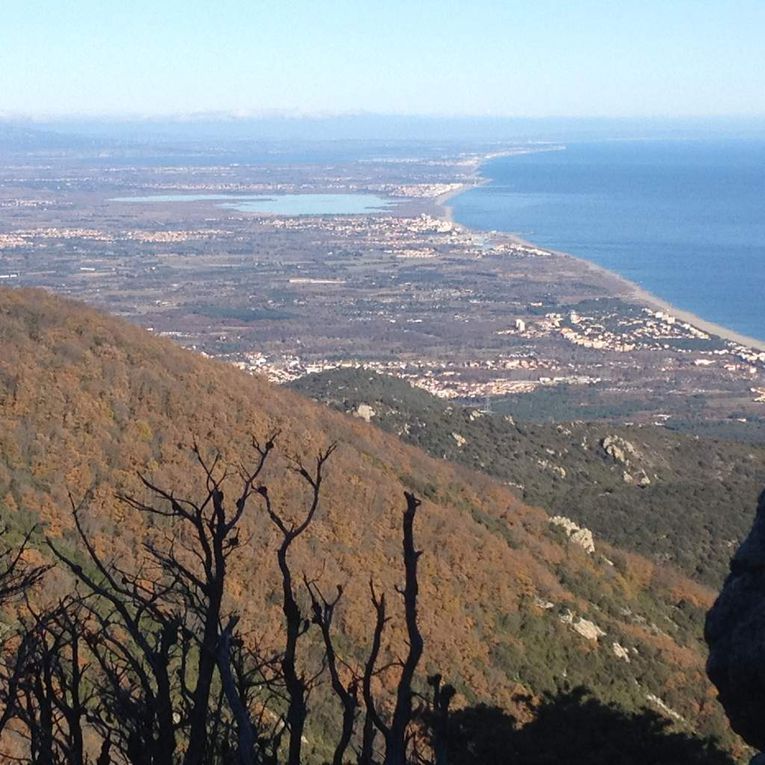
[612,642,631,662]
[603,436,653,486]
[705,490,765,752]
[645,693,685,723]
[601,434,638,465]
[354,403,376,422]
[559,609,605,641]
[549,515,595,554]
[451,432,467,448]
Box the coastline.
[434,146,564,224]
[435,154,765,355]
[433,180,483,224]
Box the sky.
[1,0,764,119]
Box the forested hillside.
[0,288,745,760]
[292,368,764,587]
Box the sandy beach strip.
[435,156,765,355]
[435,147,562,223]
[433,179,485,223]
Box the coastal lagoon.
[452,140,765,343]
[114,193,396,216]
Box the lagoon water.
[115,193,395,216]
[452,140,765,343]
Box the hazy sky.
[2,0,764,119]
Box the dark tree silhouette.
[0,528,49,606]
[425,674,455,765]
[12,597,92,765]
[0,526,50,741]
[48,494,185,765]
[262,443,336,765]
[305,578,359,765]
[360,579,387,765]
[48,437,276,765]
[134,438,275,765]
[362,492,425,765]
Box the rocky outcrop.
[549,515,595,554]
[602,435,653,486]
[612,642,631,662]
[645,693,685,723]
[601,434,638,465]
[559,609,605,641]
[354,403,376,422]
[705,489,765,752]
[451,432,467,447]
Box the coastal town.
[1,140,763,428]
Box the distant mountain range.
[0,121,98,151]
[4,114,765,145]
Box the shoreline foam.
[437,154,765,354]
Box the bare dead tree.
[16,610,56,764]
[0,526,51,743]
[47,497,181,765]
[0,527,49,607]
[119,435,277,765]
[261,443,336,765]
[305,578,359,765]
[44,436,279,765]
[214,615,254,764]
[2,440,439,765]
[360,581,388,765]
[10,596,93,765]
[360,492,424,765]
[386,492,424,765]
[44,600,91,765]
[214,614,285,765]
[84,602,182,764]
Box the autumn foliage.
[0,288,744,760]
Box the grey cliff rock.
[705,489,765,752]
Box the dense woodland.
[0,440,440,764]
[293,368,764,586]
[0,453,740,764]
[0,288,752,761]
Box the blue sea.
[451,140,765,343]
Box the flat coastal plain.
[499,232,765,354]
[0,140,762,429]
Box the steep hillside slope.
[292,368,764,586]
[0,288,739,753]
